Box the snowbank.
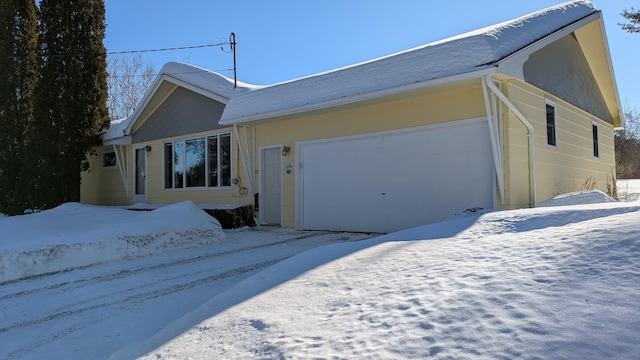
[114,200,640,360]
[0,201,225,283]
[537,189,617,207]
[618,179,640,202]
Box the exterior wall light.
[145,145,152,152]
[282,146,291,156]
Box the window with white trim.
[164,132,231,189]
[546,101,557,147]
[592,121,599,158]
[102,151,116,168]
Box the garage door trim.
[295,117,495,231]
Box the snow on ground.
[618,178,640,202]
[0,227,374,359]
[537,188,617,207]
[110,190,640,360]
[0,201,224,283]
[1,184,639,359]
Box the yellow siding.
[80,146,130,206]
[254,83,487,228]
[141,128,253,206]
[83,77,617,228]
[81,128,255,208]
[503,80,615,208]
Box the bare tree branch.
[107,54,155,120]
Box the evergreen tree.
[0,0,38,215]
[621,8,640,33]
[33,0,109,208]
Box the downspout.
[234,124,255,197]
[242,126,253,184]
[481,77,505,205]
[484,75,537,207]
[113,144,129,197]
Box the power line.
[107,69,234,80]
[4,41,230,60]
[107,42,229,55]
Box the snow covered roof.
[219,0,597,125]
[103,62,261,142]
[102,117,128,143]
[154,62,261,100]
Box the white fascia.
[220,67,499,126]
[498,12,602,80]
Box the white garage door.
[296,118,494,233]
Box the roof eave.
[103,135,132,146]
[497,11,623,127]
[219,67,498,126]
[497,11,602,79]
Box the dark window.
[546,104,557,146]
[220,133,231,186]
[592,123,599,157]
[174,141,184,188]
[163,132,232,190]
[164,143,173,189]
[207,136,219,187]
[186,138,206,187]
[102,151,116,167]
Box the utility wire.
[4,42,230,60]
[107,42,228,55]
[107,69,234,80]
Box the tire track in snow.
[0,230,331,298]
[2,230,371,359]
[0,257,285,334]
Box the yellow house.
[81,0,622,233]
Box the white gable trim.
[498,12,601,79]
[123,75,230,136]
[162,75,230,105]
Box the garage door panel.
[299,119,494,233]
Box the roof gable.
[523,33,612,123]
[132,87,227,143]
[219,1,597,125]
[103,62,258,143]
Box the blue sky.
[103,0,639,111]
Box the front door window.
[135,147,146,196]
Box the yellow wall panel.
[254,83,487,225]
[503,80,616,206]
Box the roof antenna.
[229,32,237,88]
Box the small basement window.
[592,122,599,158]
[102,151,116,167]
[546,102,557,147]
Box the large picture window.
[164,132,232,189]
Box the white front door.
[260,146,282,225]
[133,147,147,203]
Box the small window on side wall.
[102,151,116,168]
[546,102,557,147]
[592,122,599,158]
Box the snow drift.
[112,190,640,359]
[0,201,224,283]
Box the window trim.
[162,131,233,190]
[102,150,117,168]
[545,99,557,147]
[592,120,600,158]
